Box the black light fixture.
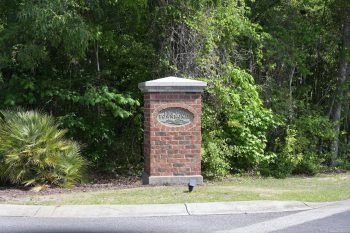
[188,179,197,192]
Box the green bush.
[261,113,334,177]
[201,68,278,175]
[336,157,350,170]
[0,110,87,189]
[259,127,301,178]
[293,113,334,168]
[293,153,320,176]
[201,132,231,178]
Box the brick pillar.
[139,77,207,185]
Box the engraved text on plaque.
[157,108,194,126]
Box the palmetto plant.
[0,110,87,189]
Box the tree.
[1,0,349,177]
[0,0,150,172]
[330,0,350,166]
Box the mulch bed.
[0,175,142,201]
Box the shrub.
[260,112,335,177]
[293,113,335,168]
[201,68,277,175]
[201,132,231,178]
[259,127,298,178]
[293,153,320,175]
[0,110,87,189]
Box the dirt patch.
[0,176,142,202]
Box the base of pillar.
[142,173,203,185]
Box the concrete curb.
[186,201,313,215]
[0,200,331,218]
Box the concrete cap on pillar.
[138,76,207,93]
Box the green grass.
[2,173,350,205]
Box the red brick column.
[139,77,206,185]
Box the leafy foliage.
[201,132,231,178]
[202,68,278,176]
[0,0,349,179]
[261,112,335,177]
[0,0,151,172]
[0,110,87,188]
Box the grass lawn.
[2,172,350,205]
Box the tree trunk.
[95,42,100,78]
[331,11,350,167]
[288,65,296,122]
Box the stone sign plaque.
[157,107,194,126]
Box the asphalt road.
[1,209,349,233]
[273,210,350,233]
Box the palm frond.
[0,110,86,188]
